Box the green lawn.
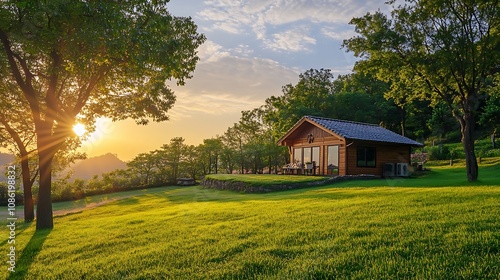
[2,165,500,279]
[205,174,330,185]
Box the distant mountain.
[0,152,15,166]
[0,153,15,182]
[70,153,127,181]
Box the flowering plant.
[411,153,428,164]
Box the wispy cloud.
[198,0,388,52]
[168,46,299,119]
[264,27,316,52]
[321,26,357,41]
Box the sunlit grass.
[2,165,499,279]
[205,174,329,187]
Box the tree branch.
[0,30,42,126]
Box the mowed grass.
[205,174,329,186]
[1,166,500,279]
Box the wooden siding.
[280,118,412,176]
[346,141,410,176]
[285,121,347,175]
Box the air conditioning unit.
[383,163,395,177]
[396,163,409,177]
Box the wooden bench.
[177,178,195,186]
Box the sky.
[77,0,395,161]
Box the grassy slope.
[2,165,500,279]
[205,174,329,186]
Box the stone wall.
[201,174,379,193]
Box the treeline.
[44,130,287,201]
[6,68,497,203]
[66,69,499,199]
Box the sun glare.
[73,123,86,137]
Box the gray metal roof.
[306,116,423,146]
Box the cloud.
[197,41,231,62]
[167,48,299,120]
[198,0,389,51]
[321,26,357,41]
[264,27,316,52]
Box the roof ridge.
[306,115,379,127]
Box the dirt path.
[2,194,137,221]
[53,194,137,217]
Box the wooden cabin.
[277,116,423,177]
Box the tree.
[127,153,156,186]
[0,0,205,229]
[479,75,500,148]
[182,144,201,179]
[199,138,223,175]
[343,0,499,181]
[161,137,186,183]
[0,90,38,221]
[263,68,336,137]
[0,84,85,221]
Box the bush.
[427,145,451,160]
[0,182,24,206]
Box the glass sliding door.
[303,148,312,164]
[312,147,320,174]
[293,148,302,165]
[327,145,339,175]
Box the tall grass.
[2,166,499,279]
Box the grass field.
[205,174,329,186]
[2,164,500,279]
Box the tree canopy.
[0,0,205,229]
[343,0,499,181]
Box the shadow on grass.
[8,228,52,280]
[0,221,33,248]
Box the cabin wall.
[346,141,410,176]
[281,120,413,177]
[288,137,346,176]
[284,122,347,175]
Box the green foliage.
[427,102,459,138]
[3,165,500,279]
[0,0,205,228]
[426,145,451,161]
[479,77,500,133]
[263,68,337,137]
[343,0,499,181]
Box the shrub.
[427,145,451,160]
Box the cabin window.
[312,147,320,166]
[303,148,312,164]
[293,148,302,164]
[327,146,339,168]
[357,147,376,167]
[293,147,320,168]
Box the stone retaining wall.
[201,174,379,193]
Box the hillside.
[70,153,127,180]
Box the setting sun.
[73,123,86,137]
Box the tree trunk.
[460,114,478,182]
[21,174,35,222]
[491,131,496,149]
[19,153,35,222]
[400,106,406,137]
[36,135,56,230]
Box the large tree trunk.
[36,148,55,229]
[35,130,57,230]
[20,156,35,222]
[460,113,478,182]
